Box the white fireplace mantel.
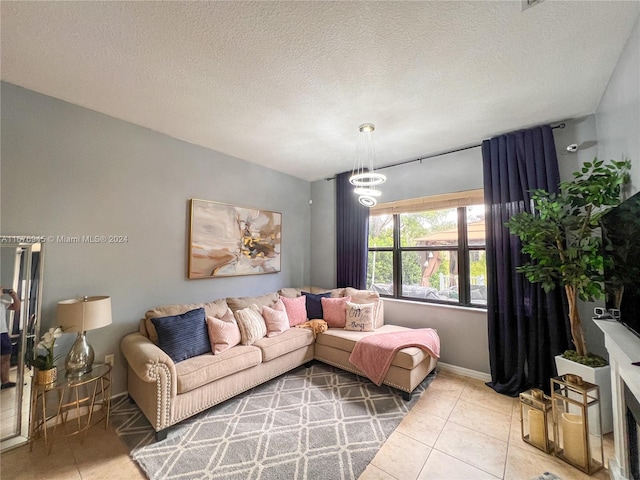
[595,319,640,480]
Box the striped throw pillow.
[234,304,267,345]
[151,307,210,363]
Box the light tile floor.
[361,370,614,480]
[0,369,613,480]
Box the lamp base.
[65,331,94,377]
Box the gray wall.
[554,115,598,182]
[557,16,640,360]
[554,115,608,357]
[596,14,640,194]
[540,19,639,360]
[1,82,312,395]
[310,179,336,289]
[585,14,640,358]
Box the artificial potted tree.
[506,157,630,433]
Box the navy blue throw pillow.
[151,307,210,363]
[301,292,331,320]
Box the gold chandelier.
[349,123,386,207]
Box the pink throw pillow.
[280,295,307,326]
[206,308,241,354]
[262,299,290,337]
[321,296,352,328]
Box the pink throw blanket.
[349,329,440,386]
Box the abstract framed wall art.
[188,199,282,279]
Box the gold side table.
[29,363,112,454]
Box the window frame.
[367,196,486,308]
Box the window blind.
[370,189,484,215]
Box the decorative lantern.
[550,374,604,474]
[520,388,553,452]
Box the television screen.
[600,190,640,338]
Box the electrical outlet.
[105,354,114,367]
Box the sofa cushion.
[253,327,314,362]
[328,288,346,298]
[262,299,290,337]
[234,305,267,345]
[278,287,345,299]
[227,292,279,313]
[316,325,430,369]
[278,287,304,299]
[206,308,241,354]
[344,302,375,332]
[174,345,262,394]
[151,308,211,363]
[144,298,228,345]
[311,287,346,296]
[321,296,352,328]
[280,295,307,326]
[301,291,331,319]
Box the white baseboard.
[438,362,492,382]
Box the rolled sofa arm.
[121,333,176,384]
[121,332,177,431]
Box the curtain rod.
[374,122,567,173]
[325,122,566,181]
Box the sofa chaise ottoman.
[280,286,438,400]
[314,325,438,400]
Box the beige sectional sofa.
[120,287,438,441]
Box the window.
[367,190,486,307]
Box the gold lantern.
[520,388,553,452]
[550,374,604,474]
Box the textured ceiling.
[1,1,639,181]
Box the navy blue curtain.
[336,172,369,289]
[482,125,571,396]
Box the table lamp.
[57,296,112,377]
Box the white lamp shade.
[57,296,112,333]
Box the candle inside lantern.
[562,412,586,466]
[528,409,545,448]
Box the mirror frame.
[0,238,44,452]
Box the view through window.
[367,194,486,307]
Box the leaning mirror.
[0,238,44,452]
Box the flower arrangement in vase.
[33,327,63,385]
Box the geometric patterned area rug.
[531,473,562,480]
[111,362,435,480]
[531,474,562,480]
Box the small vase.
[36,367,57,386]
